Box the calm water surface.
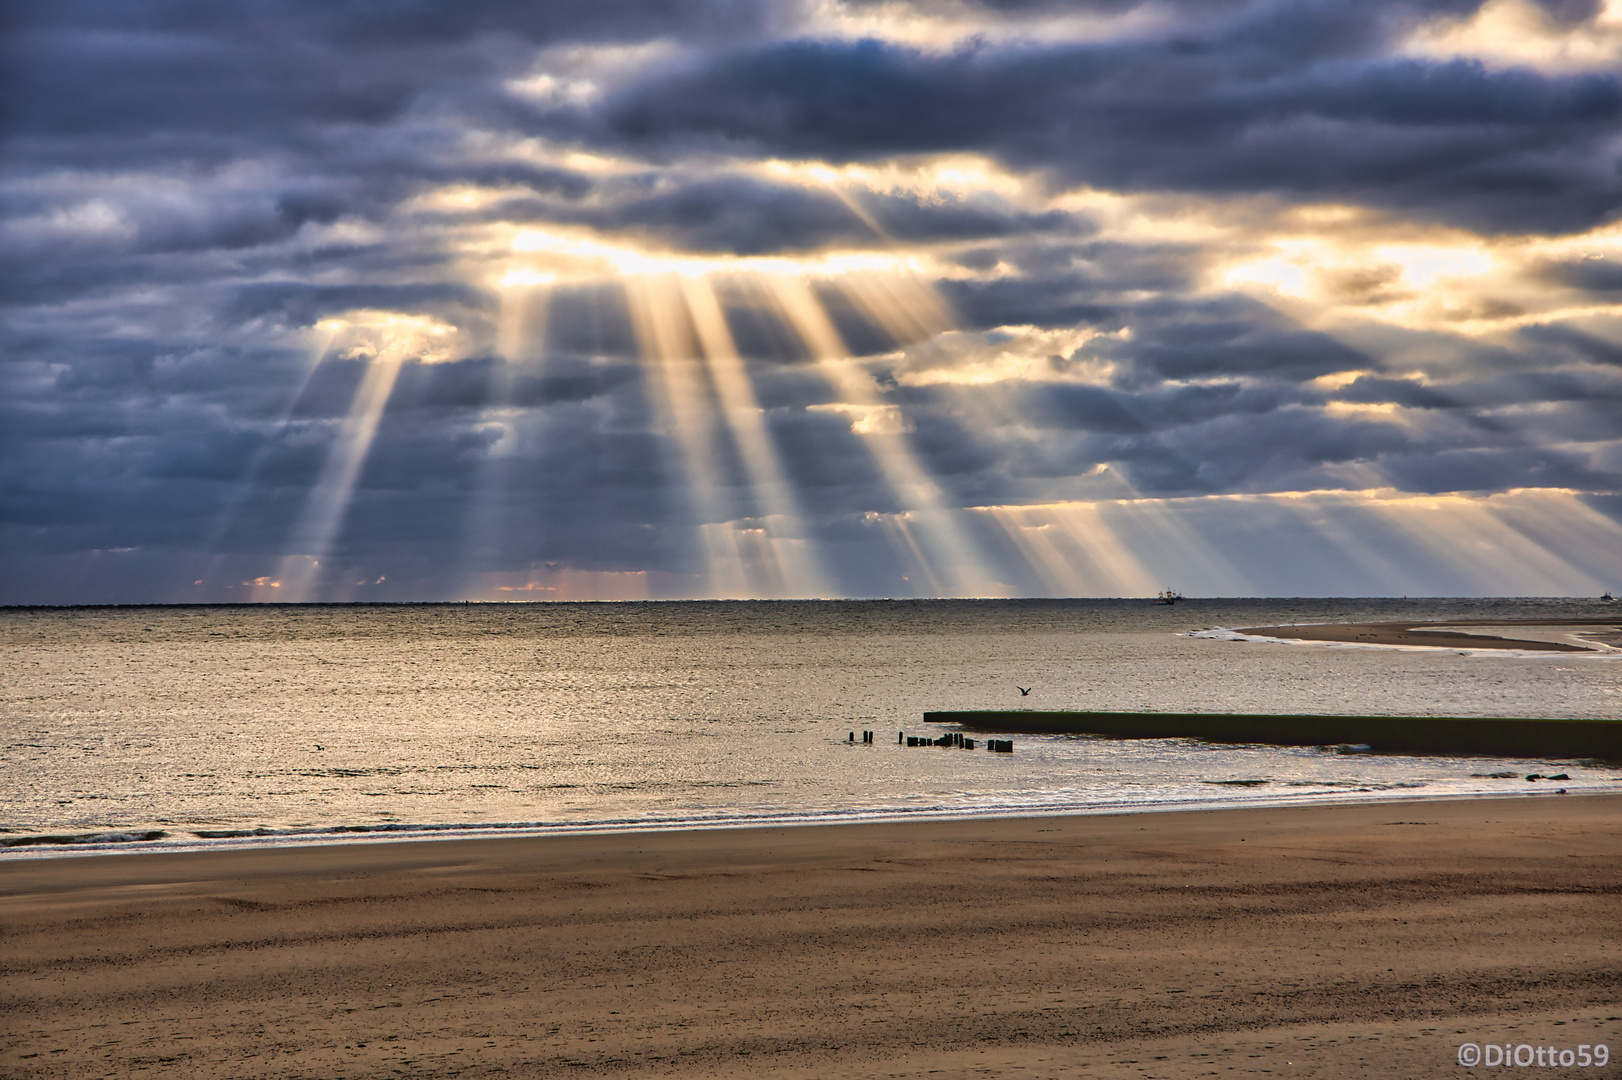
[3,598,1619,857]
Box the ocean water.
[3,598,1619,858]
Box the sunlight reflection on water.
[3,598,1618,856]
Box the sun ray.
[270,351,405,601]
[1356,490,1615,596]
[755,273,1000,595]
[978,503,1160,596]
[624,273,746,595]
[1271,492,1437,595]
[831,272,957,346]
[268,312,456,602]
[195,320,344,595]
[979,508,1087,596]
[1486,489,1622,582]
[459,284,553,594]
[680,274,834,597]
[973,488,1622,598]
[871,511,945,596]
[1099,495,1253,596]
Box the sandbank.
[1232,617,1622,652]
[3,795,1619,1079]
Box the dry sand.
[1234,617,1622,652]
[3,795,1619,1079]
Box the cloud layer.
[3,0,1620,602]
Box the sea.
[3,597,1619,859]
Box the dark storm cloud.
[603,179,1083,253]
[1519,323,1622,366]
[2,0,771,143]
[1539,256,1622,296]
[1031,379,1298,435]
[1381,445,1615,492]
[1332,375,1455,409]
[941,239,1195,331]
[943,276,1121,333]
[594,2,1622,234]
[225,283,492,329]
[1100,301,1372,383]
[1335,368,1622,411]
[376,355,642,413]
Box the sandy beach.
[3,795,1618,1079]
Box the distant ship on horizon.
[1155,589,1183,605]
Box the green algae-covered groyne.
[924,711,1622,760]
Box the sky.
[4,0,1622,604]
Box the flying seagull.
[1017,686,1032,696]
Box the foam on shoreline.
[4,782,1611,861]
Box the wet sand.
[1234,617,1622,652]
[3,795,1619,1079]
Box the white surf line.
[1423,624,1622,653]
[7,787,1612,861]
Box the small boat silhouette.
[1155,588,1182,605]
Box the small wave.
[1205,779,1269,787]
[191,822,504,839]
[2,830,167,848]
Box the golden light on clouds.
[503,225,939,285]
[758,153,1035,205]
[312,310,461,364]
[1214,213,1622,335]
[799,0,1176,51]
[1405,0,1622,72]
[808,401,916,434]
[893,327,1117,387]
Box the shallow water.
[3,598,1619,857]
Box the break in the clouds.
[3,0,1621,603]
